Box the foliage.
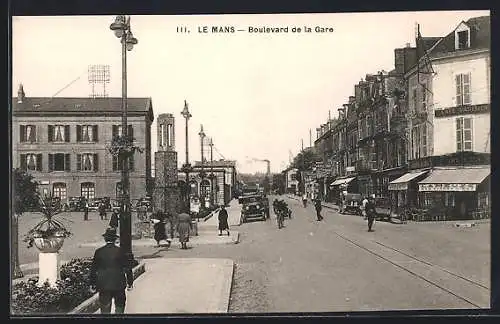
[291,150,322,171]
[23,193,72,249]
[107,135,144,158]
[11,258,94,314]
[12,168,39,215]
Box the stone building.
[390,15,491,220]
[12,86,154,202]
[178,159,238,207]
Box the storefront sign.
[346,166,355,172]
[40,181,50,185]
[434,104,490,118]
[418,183,477,192]
[409,152,490,170]
[388,183,408,191]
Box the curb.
[68,262,146,314]
[217,260,235,313]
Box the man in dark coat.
[90,228,134,314]
[365,196,377,232]
[218,205,230,236]
[314,198,324,221]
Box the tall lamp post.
[198,125,206,208]
[181,100,192,213]
[209,138,215,207]
[110,15,138,267]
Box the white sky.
[12,10,489,174]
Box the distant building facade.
[13,86,154,202]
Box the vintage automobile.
[68,196,87,212]
[87,198,101,212]
[339,193,363,215]
[374,196,392,221]
[239,194,267,223]
[135,196,153,212]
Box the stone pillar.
[153,113,182,237]
[38,253,59,287]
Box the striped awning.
[418,167,490,192]
[330,177,356,187]
[388,170,428,191]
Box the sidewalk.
[78,201,241,249]
[96,258,234,314]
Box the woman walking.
[218,205,230,236]
[108,210,119,230]
[152,211,167,247]
[177,212,193,249]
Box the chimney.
[17,84,26,103]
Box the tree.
[291,149,322,172]
[11,168,39,278]
[291,150,322,194]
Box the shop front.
[387,169,430,215]
[329,176,357,205]
[417,166,490,220]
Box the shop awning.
[418,167,490,192]
[388,170,428,191]
[330,177,356,187]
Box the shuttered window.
[48,125,70,142]
[112,124,134,140]
[20,125,37,143]
[20,153,42,171]
[77,125,98,142]
[48,153,70,171]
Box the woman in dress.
[177,212,193,249]
[109,210,119,230]
[152,211,167,247]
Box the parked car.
[68,196,87,212]
[374,196,392,221]
[239,194,267,223]
[135,197,153,212]
[339,193,363,215]
[87,198,100,212]
[110,199,121,213]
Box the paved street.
[17,196,490,312]
[152,195,490,312]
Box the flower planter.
[33,233,65,253]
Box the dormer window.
[455,23,470,50]
[457,31,469,49]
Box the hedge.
[11,258,94,314]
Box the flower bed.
[11,258,94,315]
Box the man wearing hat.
[90,228,134,314]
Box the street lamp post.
[181,100,192,213]
[209,138,215,207]
[199,125,206,208]
[110,15,138,267]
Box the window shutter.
[48,125,54,142]
[77,154,82,171]
[20,125,25,142]
[112,125,118,138]
[36,154,42,171]
[65,153,71,171]
[48,154,54,172]
[76,125,82,142]
[93,125,98,142]
[129,154,135,171]
[113,156,118,171]
[20,154,27,170]
[128,125,134,140]
[31,125,37,142]
[64,125,70,142]
[94,153,99,171]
